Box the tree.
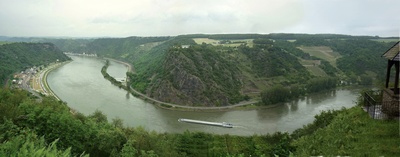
[112,117,124,128]
[88,110,108,123]
[360,75,373,85]
[261,85,291,105]
[120,139,138,157]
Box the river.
[47,56,360,136]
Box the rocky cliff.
[146,45,243,106]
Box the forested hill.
[128,37,312,106]
[0,42,70,84]
[57,34,398,107]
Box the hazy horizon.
[1,0,399,37]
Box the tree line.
[1,88,397,156]
[101,60,125,89]
[261,77,337,105]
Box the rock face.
[147,46,242,107]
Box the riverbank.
[101,58,264,112]
[35,61,71,100]
[104,57,134,73]
[101,57,364,112]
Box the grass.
[193,38,220,45]
[370,39,399,43]
[193,38,254,47]
[0,41,10,45]
[298,46,341,67]
[299,59,328,76]
[294,107,400,156]
[306,66,328,77]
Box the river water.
[47,56,360,136]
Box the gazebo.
[381,41,399,118]
[382,41,400,95]
[364,41,399,119]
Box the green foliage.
[162,44,243,105]
[101,60,127,90]
[0,88,28,123]
[274,40,312,60]
[271,133,295,157]
[291,109,344,139]
[296,38,394,77]
[0,42,70,83]
[293,37,395,81]
[306,77,337,93]
[120,139,138,157]
[359,74,373,85]
[0,131,85,157]
[88,110,108,123]
[261,85,291,105]
[0,88,128,156]
[260,84,306,105]
[253,38,273,49]
[293,107,399,156]
[239,44,308,78]
[1,88,398,156]
[80,36,170,58]
[127,38,195,93]
[44,38,93,53]
[319,60,337,76]
[128,40,245,106]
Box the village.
[10,61,65,100]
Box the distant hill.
[0,42,70,84]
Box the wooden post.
[394,61,399,94]
[385,61,392,88]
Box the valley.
[0,34,398,156]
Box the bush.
[261,85,290,105]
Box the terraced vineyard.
[298,46,341,67]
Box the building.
[363,41,399,119]
[181,45,190,49]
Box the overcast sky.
[0,0,399,37]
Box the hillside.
[292,107,399,156]
[0,42,70,84]
[125,37,312,106]
[42,34,398,106]
[145,44,243,106]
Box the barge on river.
[178,118,233,128]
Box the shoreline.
[102,57,264,112]
[38,60,71,101]
[104,57,134,73]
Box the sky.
[0,0,399,37]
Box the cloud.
[0,0,398,37]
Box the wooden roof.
[382,41,400,61]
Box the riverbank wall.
[41,61,71,101]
